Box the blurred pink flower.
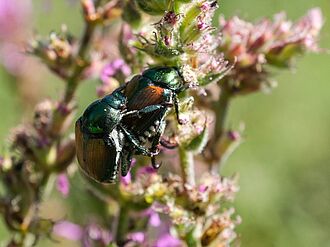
[56,173,70,197]
[82,223,112,247]
[127,231,145,243]
[53,221,83,241]
[227,130,241,141]
[136,166,157,177]
[153,233,181,247]
[0,0,32,75]
[141,208,161,227]
[120,171,132,186]
[217,8,323,94]
[53,221,112,246]
[219,8,323,66]
[97,59,131,97]
[0,43,26,75]
[0,0,31,41]
[100,59,131,82]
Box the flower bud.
[81,0,99,22]
[176,107,209,154]
[214,129,243,164]
[48,101,76,138]
[180,1,218,44]
[55,136,76,171]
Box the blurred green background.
[0,0,329,246]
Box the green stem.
[212,83,232,171]
[179,147,195,186]
[62,0,102,104]
[63,22,96,104]
[115,206,129,245]
[214,85,231,141]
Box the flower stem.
[63,22,96,104]
[115,206,129,245]
[214,84,231,142]
[211,83,232,171]
[179,147,195,186]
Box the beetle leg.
[151,156,162,169]
[160,137,178,149]
[147,117,167,168]
[123,104,166,118]
[103,128,125,182]
[174,95,183,125]
[121,148,133,177]
[119,126,159,157]
[123,102,173,119]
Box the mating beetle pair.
[75,67,185,183]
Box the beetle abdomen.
[75,120,119,183]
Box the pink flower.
[127,232,145,243]
[141,208,161,227]
[53,221,83,241]
[53,221,112,245]
[227,131,241,141]
[136,166,157,177]
[153,233,181,247]
[56,173,70,197]
[82,223,112,247]
[120,171,131,186]
[100,59,131,83]
[0,0,31,41]
[97,59,131,97]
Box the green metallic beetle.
[75,67,186,183]
[121,67,186,170]
[75,88,165,183]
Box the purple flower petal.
[127,232,145,243]
[227,131,241,141]
[56,173,70,197]
[149,211,161,227]
[111,59,124,69]
[100,59,131,84]
[198,184,208,193]
[120,63,131,76]
[153,233,181,247]
[136,166,156,176]
[120,171,131,186]
[53,221,83,241]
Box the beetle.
[75,88,165,183]
[75,67,186,183]
[121,66,186,170]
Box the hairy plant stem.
[179,147,195,186]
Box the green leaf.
[184,123,208,154]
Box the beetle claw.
[151,156,162,169]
